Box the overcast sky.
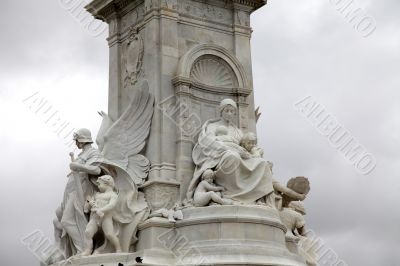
[0,0,399,265]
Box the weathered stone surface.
[49,1,313,265]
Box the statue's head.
[96,175,115,192]
[219,98,237,123]
[240,132,257,152]
[202,169,215,182]
[73,128,93,149]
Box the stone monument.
[48,1,317,265]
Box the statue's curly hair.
[97,175,115,188]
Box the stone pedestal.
[51,253,138,266]
[140,180,180,211]
[64,1,311,266]
[135,206,306,266]
[53,207,307,265]
[85,0,264,205]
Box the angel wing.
[96,79,154,184]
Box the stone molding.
[176,43,250,89]
[86,0,267,22]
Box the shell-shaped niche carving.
[190,55,238,88]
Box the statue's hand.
[299,194,306,201]
[240,151,252,159]
[96,210,104,218]
[69,162,81,171]
[89,199,96,207]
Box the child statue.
[240,132,264,158]
[280,201,306,237]
[193,169,232,207]
[81,175,121,256]
[215,128,263,160]
[280,201,318,266]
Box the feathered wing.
[99,162,149,252]
[100,79,154,184]
[96,111,114,151]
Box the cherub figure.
[215,127,262,161]
[149,205,183,223]
[193,169,232,207]
[81,175,121,256]
[240,132,264,158]
[280,201,318,266]
[280,201,306,237]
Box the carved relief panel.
[122,27,144,90]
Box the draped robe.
[187,119,274,204]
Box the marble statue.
[240,132,264,158]
[47,0,318,264]
[54,128,103,258]
[148,206,183,223]
[54,80,154,259]
[274,176,316,265]
[186,99,274,205]
[193,169,232,207]
[280,201,306,237]
[274,176,310,210]
[82,175,121,256]
[280,201,318,266]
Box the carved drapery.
[173,44,251,200]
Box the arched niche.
[176,43,249,88]
[171,44,251,201]
[173,44,251,131]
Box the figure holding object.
[81,175,121,256]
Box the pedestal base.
[51,206,306,266]
[51,253,139,266]
[136,205,307,266]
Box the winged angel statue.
[53,80,154,260]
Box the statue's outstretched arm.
[69,162,101,175]
[204,182,223,192]
[273,181,305,201]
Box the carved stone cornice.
[86,0,267,22]
[232,0,267,10]
[173,76,251,99]
[85,0,143,21]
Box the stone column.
[233,3,258,133]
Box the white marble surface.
[49,1,310,265]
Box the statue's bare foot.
[80,250,92,256]
[231,200,242,205]
[92,249,101,255]
[222,198,234,205]
[256,199,265,205]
